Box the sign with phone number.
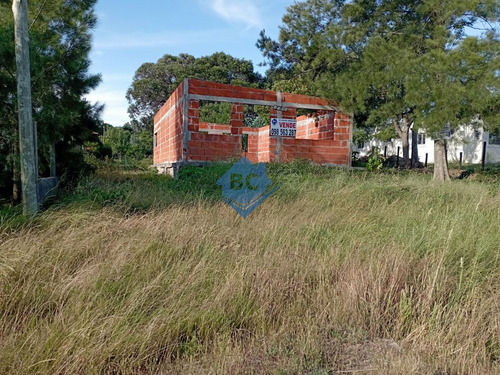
[270,118,297,138]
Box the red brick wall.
[187,99,199,133]
[188,79,278,103]
[187,101,242,161]
[199,122,231,133]
[154,79,352,168]
[296,111,335,140]
[230,103,244,135]
[186,78,337,108]
[153,82,184,164]
[187,133,241,162]
[276,111,350,165]
[242,126,273,163]
[280,139,349,165]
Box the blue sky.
[86,0,296,126]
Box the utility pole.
[12,0,38,215]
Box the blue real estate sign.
[217,157,279,218]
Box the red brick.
[154,79,351,166]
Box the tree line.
[1,0,499,206]
[1,0,102,202]
[128,0,499,181]
[260,0,500,181]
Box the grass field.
[0,161,499,374]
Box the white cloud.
[85,89,130,127]
[203,0,263,30]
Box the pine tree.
[0,0,102,200]
[258,0,500,180]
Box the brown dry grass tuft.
[0,164,499,374]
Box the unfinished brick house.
[154,79,352,176]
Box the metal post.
[482,141,487,170]
[50,143,56,177]
[384,145,387,158]
[396,146,400,168]
[459,152,463,170]
[276,92,282,162]
[13,0,38,215]
[425,153,428,168]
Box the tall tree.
[126,53,195,132]
[258,0,500,179]
[342,0,500,180]
[257,0,346,95]
[0,0,102,200]
[126,52,265,132]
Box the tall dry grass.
[0,163,499,374]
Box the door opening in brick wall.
[242,134,249,152]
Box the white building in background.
[354,125,500,164]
